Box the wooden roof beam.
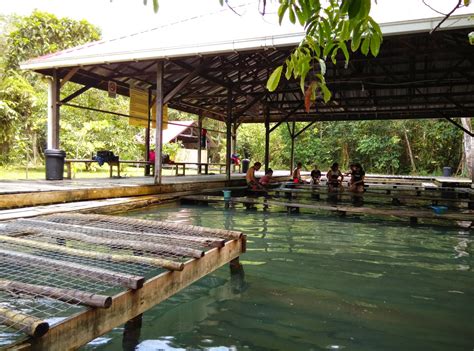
[163,65,203,104]
[60,67,79,88]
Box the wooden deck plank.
[0,192,199,221]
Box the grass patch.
[0,165,200,180]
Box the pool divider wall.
[0,175,293,211]
[0,179,246,210]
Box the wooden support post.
[197,115,203,174]
[232,123,238,173]
[145,89,152,176]
[226,88,232,182]
[290,121,295,176]
[229,257,242,273]
[122,314,143,351]
[47,70,61,149]
[264,105,270,172]
[312,193,321,201]
[154,61,164,185]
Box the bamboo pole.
[9,224,204,259]
[0,248,144,290]
[0,279,112,308]
[47,213,243,240]
[19,218,225,248]
[0,234,184,271]
[0,306,49,337]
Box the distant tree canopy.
[4,10,101,70]
[0,11,139,166]
[237,118,464,176]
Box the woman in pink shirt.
[259,168,273,187]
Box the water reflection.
[122,314,142,351]
[85,205,474,351]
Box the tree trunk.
[461,118,472,179]
[32,131,38,165]
[403,129,417,174]
[341,142,349,169]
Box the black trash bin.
[442,167,452,177]
[45,149,66,180]
[242,159,250,173]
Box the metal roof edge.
[20,14,473,71]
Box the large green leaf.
[361,36,370,55]
[369,32,380,56]
[348,0,362,19]
[266,66,283,92]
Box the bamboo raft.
[272,185,473,209]
[181,195,474,228]
[0,213,245,350]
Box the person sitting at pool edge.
[309,164,321,185]
[292,162,304,183]
[259,168,273,188]
[349,162,365,193]
[246,161,263,191]
[327,162,344,192]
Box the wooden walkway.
[0,172,293,210]
[0,213,245,350]
[181,195,474,228]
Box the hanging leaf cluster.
[267,0,383,111]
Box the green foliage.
[271,119,463,175]
[0,11,101,166]
[269,0,383,109]
[163,140,183,161]
[5,10,100,70]
[60,86,142,160]
[236,124,267,162]
[0,71,40,163]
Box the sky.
[0,0,473,39]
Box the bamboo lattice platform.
[272,185,473,209]
[0,213,245,350]
[181,195,474,227]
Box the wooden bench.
[108,160,155,177]
[64,159,154,179]
[163,162,241,176]
[65,159,240,178]
[64,159,98,179]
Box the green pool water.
[83,204,473,351]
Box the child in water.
[326,162,344,192]
[292,162,303,183]
[309,164,321,185]
[259,168,273,188]
[349,162,365,193]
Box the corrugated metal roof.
[20,14,472,70]
[162,121,195,144]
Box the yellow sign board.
[129,88,168,129]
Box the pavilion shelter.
[20,12,474,183]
